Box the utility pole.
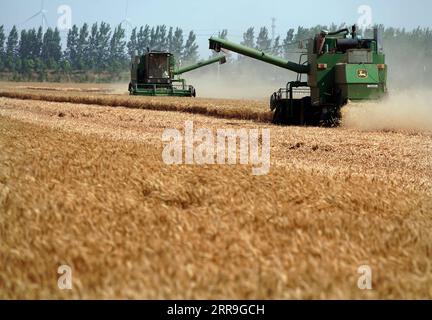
[271,17,276,44]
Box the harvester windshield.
[148,54,170,79]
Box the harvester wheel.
[270,93,278,111]
[320,106,341,127]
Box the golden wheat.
[1,95,431,299]
[0,87,272,123]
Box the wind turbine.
[23,0,48,32]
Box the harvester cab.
[129,51,226,97]
[209,25,387,126]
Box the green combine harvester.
[210,25,387,125]
[129,51,226,97]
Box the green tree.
[77,23,89,69]
[18,29,35,75]
[32,27,44,79]
[109,24,126,73]
[167,27,174,53]
[241,27,254,48]
[127,27,137,57]
[59,58,71,75]
[149,26,156,49]
[66,25,79,68]
[34,27,43,58]
[282,28,295,59]
[18,30,29,60]
[294,26,310,43]
[26,29,38,58]
[96,22,111,71]
[87,23,99,69]
[52,28,62,68]
[137,25,150,53]
[272,35,281,56]
[182,31,198,64]
[171,27,184,58]
[6,26,19,71]
[41,28,62,69]
[218,29,228,39]
[41,28,53,68]
[156,25,167,51]
[52,28,62,63]
[0,25,5,71]
[256,27,271,51]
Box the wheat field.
[0,83,431,299]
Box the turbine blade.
[23,11,41,24]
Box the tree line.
[0,23,200,81]
[0,22,431,83]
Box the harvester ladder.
[296,54,308,83]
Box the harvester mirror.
[351,25,357,38]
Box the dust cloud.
[183,56,297,101]
[342,90,432,131]
[342,40,432,132]
[112,50,432,133]
[186,72,282,101]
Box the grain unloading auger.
[210,25,387,126]
[129,52,227,97]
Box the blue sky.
[1,0,431,57]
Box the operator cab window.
[148,54,170,79]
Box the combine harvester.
[129,51,226,97]
[210,25,387,126]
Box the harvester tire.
[270,93,278,111]
[320,106,341,127]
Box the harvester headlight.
[317,63,328,70]
[377,64,386,70]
